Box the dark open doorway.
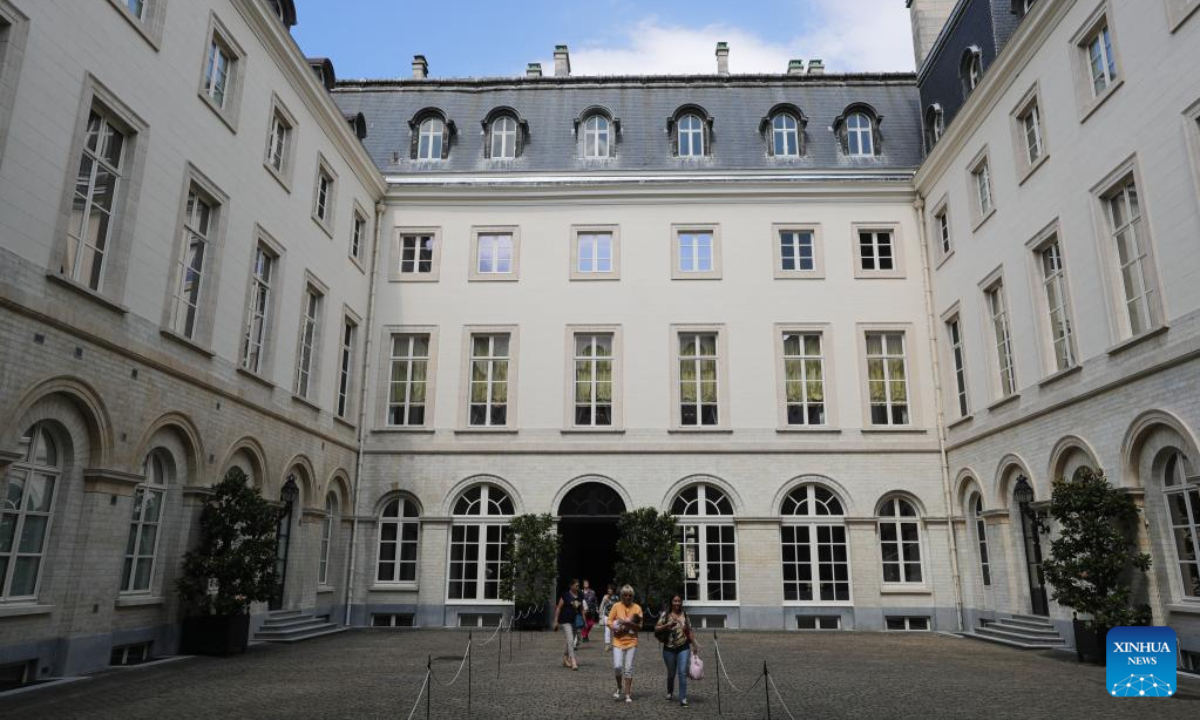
[556,482,626,598]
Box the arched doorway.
[557,482,625,596]
[1013,476,1049,616]
[270,474,300,610]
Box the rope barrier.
[404,671,429,720]
[476,619,505,647]
[768,674,798,720]
[712,637,763,695]
[430,640,472,687]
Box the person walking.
[605,584,642,703]
[553,579,582,670]
[599,583,618,652]
[655,594,699,707]
[580,579,599,644]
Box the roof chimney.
[807,59,824,75]
[787,59,805,75]
[526,63,542,78]
[412,55,428,80]
[715,42,730,76]
[554,45,571,77]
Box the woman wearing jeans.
[552,579,581,670]
[655,594,699,707]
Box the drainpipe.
[913,194,965,633]
[344,200,387,627]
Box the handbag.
[688,651,705,681]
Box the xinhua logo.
[1106,626,1177,697]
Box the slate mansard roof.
[330,74,923,176]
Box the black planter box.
[1073,618,1108,666]
[181,614,251,656]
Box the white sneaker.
[613,690,622,701]
[666,693,673,701]
[625,695,633,704]
[680,699,689,707]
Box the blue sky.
[292,0,914,80]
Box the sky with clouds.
[293,0,916,79]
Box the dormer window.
[583,115,610,158]
[669,106,713,158]
[847,113,873,156]
[924,104,945,152]
[490,116,517,159]
[409,109,454,161]
[961,48,983,98]
[772,114,800,156]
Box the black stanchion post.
[468,632,472,719]
[763,661,771,720]
[714,633,721,715]
[426,655,432,720]
[497,622,503,678]
[508,617,513,662]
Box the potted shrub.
[1040,467,1152,665]
[176,467,280,655]
[613,508,684,628]
[500,513,559,629]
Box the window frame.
[930,195,954,267]
[1069,1,1122,122]
[1160,451,1200,601]
[390,227,442,282]
[446,484,513,604]
[858,324,918,429]
[335,308,361,421]
[972,494,991,587]
[773,224,825,279]
[238,226,285,380]
[780,483,852,606]
[1010,84,1049,184]
[197,12,246,132]
[0,1,29,174]
[1025,221,1079,376]
[318,493,337,587]
[459,326,519,432]
[671,483,739,605]
[767,112,804,158]
[376,494,421,589]
[311,152,338,238]
[852,223,905,279]
[842,111,877,157]
[263,94,298,192]
[671,224,722,280]
[877,496,926,586]
[979,271,1018,401]
[773,324,836,430]
[670,325,730,432]
[580,113,614,159]
[961,48,983,99]
[485,113,523,160]
[1183,100,1200,232]
[940,305,971,421]
[292,273,328,404]
[0,423,61,602]
[378,326,438,430]
[966,148,995,231]
[469,226,521,282]
[569,225,620,281]
[106,0,165,50]
[120,451,168,595]
[349,202,369,270]
[563,325,624,432]
[161,163,229,352]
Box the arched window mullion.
[377,495,420,585]
[878,497,924,585]
[781,483,850,604]
[1163,452,1200,599]
[1,424,61,601]
[672,482,736,602]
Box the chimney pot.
[787,59,805,75]
[412,55,428,80]
[807,59,824,75]
[526,63,542,78]
[715,41,730,76]
[554,45,571,77]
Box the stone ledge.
[0,603,53,618]
[83,467,144,496]
[115,595,164,608]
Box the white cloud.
[546,1,915,76]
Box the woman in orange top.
[605,584,642,703]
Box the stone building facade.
[0,0,1198,682]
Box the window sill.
[237,367,275,389]
[390,274,441,283]
[670,273,723,281]
[1106,324,1169,356]
[115,595,164,608]
[348,252,366,275]
[159,328,216,358]
[561,428,626,435]
[934,249,955,271]
[773,271,826,281]
[317,586,334,595]
[46,273,129,314]
[311,214,335,240]
[1078,78,1123,124]
[0,603,53,618]
[668,428,734,435]
[264,160,292,194]
[291,394,322,412]
[776,427,842,434]
[107,0,163,50]
[198,91,239,134]
[853,271,907,281]
[860,427,927,435]
[454,428,518,435]
[373,427,436,434]
[986,394,1020,412]
[1037,364,1082,388]
[1166,602,1200,616]
[1169,1,1200,32]
[971,207,996,233]
[569,274,621,282]
[467,275,520,283]
[444,600,513,607]
[370,584,419,593]
[1016,153,1049,186]
[947,414,974,430]
[879,585,932,596]
[333,415,357,431]
[782,601,854,608]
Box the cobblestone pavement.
[1,628,1197,719]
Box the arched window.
[962,49,983,98]
[319,492,338,586]
[417,117,445,160]
[1163,451,1200,598]
[488,115,518,159]
[583,114,610,158]
[449,484,512,600]
[924,105,944,151]
[677,114,705,157]
[771,113,800,157]
[972,494,991,586]
[671,483,736,602]
[878,497,923,584]
[121,451,168,594]
[2,423,61,600]
[377,495,420,584]
[781,484,849,602]
[846,113,874,156]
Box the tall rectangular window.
[65,109,126,291]
[678,332,719,426]
[294,286,323,399]
[782,333,825,425]
[315,171,332,223]
[1038,239,1075,371]
[1105,178,1156,336]
[241,244,275,374]
[1086,24,1117,96]
[678,231,713,273]
[469,334,510,427]
[476,234,513,275]
[573,333,614,427]
[865,332,909,426]
[266,111,290,173]
[351,212,366,262]
[1020,103,1044,165]
[974,160,993,216]
[779,230,815,272]
[935,209,952,258]
[577,232,613,274]
[203,36,231,108]
[946,317,969,418]
[336,318,357,419]
[986,283,1016,397]
[399,234,435,275]
[857,230,895,272]
[387,335,429,426]
[169,188,213,339]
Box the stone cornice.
[83,468,144,496]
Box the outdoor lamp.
[281,474,300,507]
[1013,475,1034,506]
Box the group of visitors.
[553,580,700,707]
